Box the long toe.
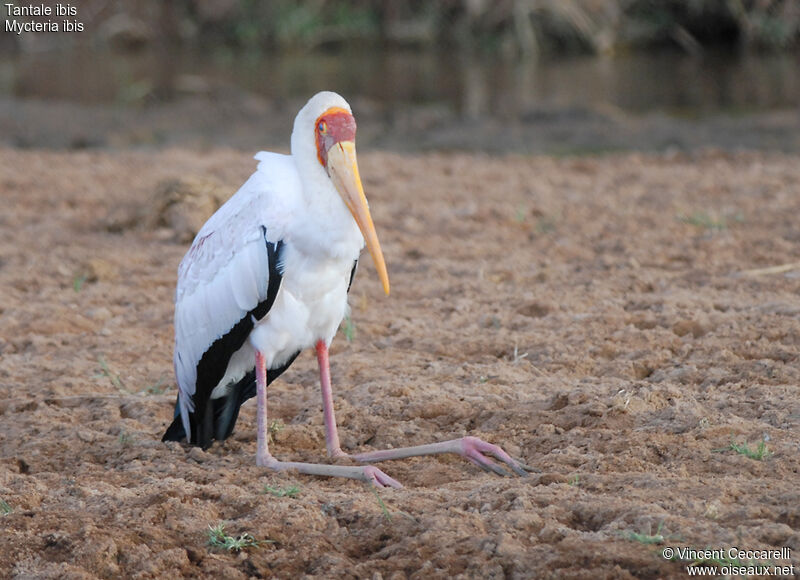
[467,455,513,477]
[363,465,403,489]
[509,459,539,476]
[462,436,533,478]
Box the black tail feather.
[212,370,255,442]
[162,397,187,442]
[161,351,300,449]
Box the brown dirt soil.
[1,147,799,579]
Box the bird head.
[293,92,390,296]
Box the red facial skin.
[315,107,357,168]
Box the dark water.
[5,47,800,113]
[2,47,799,151]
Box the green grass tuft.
[677,211,728,231]
[1,498,12,515]
[713,439,772,461]
[263,484,300,498]
[95,356,126,392]
[207,522,266,552]
[268,419,285,443]
[371,487,392,522]
[73,274,87,292]
[366,489,415,522]
[145,375,168,395]
[118,429,133,447]
[625,522,665,545]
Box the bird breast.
[248,243,352,368]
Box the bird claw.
[461,436,536,477]
[471,459,513,477]
[362,465,403,489]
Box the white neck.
[289,166,364,262]
[286,91,364,262]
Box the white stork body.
[163,92,531,487]
[174,151,358,410]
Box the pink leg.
[316,340,344,458]
[311,343,531,478]
[254,349,401,488]
[353,436,534,477]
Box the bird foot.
[257,453,402,488]
[352,435,536,478]
[360,465,403,488]
[459,436,536,477]
[328,447,349,460]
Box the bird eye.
[318,121,327,133]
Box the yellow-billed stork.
[162,91,531,486]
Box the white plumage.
[163,91,529,487]
[170,93,364,442]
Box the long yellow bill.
[326,141,390,295]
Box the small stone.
[86,307,112,321]
[85,258,118,282]
[538,473,569,485]
[188,447,209,463]
[535,423,556,436]
[77,430,98,442]
[538,523,567,543]
[672,319,708,338]
[633,362,654,380]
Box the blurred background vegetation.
[2,1,799,153]
[4,0,800,56]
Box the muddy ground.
[0,147,799,578]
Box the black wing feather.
[348,259,358,293]
[163,228,290,448]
